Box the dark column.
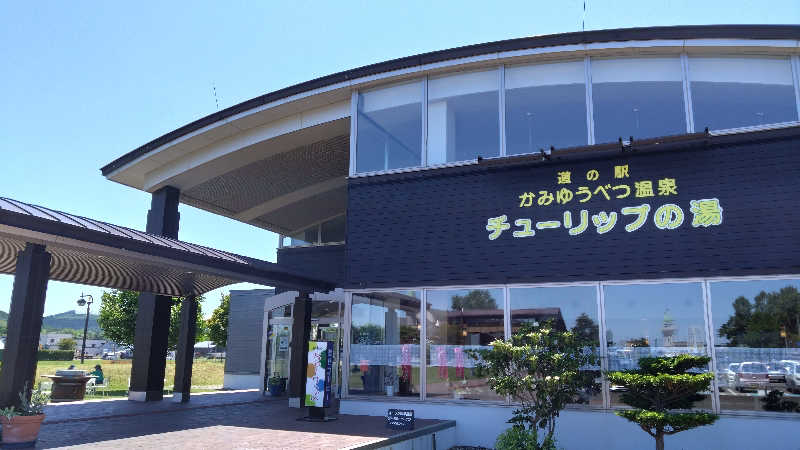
[172,296,197,403]
[288,292,312,408]
[129,186,180,402]
[0,244,50,407]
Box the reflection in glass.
[690,57,798,131]
[603,283,710,408]
[290,226,318,247]
[509,286,602,406]
[320,215,346,243]
[311,300,340,321]
[505,61,587,154]
[592,58,685,144]
[349,291,421,397]
[357,81,423,173]
[426,289,504,400]
[710,279,800,412]
[427,70,499,164]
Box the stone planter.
[1,414,45,447]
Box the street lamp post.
[77,294,94,363]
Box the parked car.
[782,361,800,393]
[101,352,121,360]
[724,363,740,389]
[102,350,132,360]
[767,361,787,383]
[732,362,769,392]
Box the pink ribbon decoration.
[401,344,411,382]
[454,347,465,378]
[438,347,448,379]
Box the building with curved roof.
[105,25,800,448]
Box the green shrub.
[607,355,718,450]
[37,350,74,361]
[496,426,555,450]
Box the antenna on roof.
[582,1,587,32]
[212,82,220,111]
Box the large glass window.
[690,57,798,130]
[320,215,346,243]
[425,288,504,400]
[349,291,421,397]
[710,279,800,412]
[356,81,423,173]
[505,61,587,154]
[289,226,318,246]
[427,69,499,164]
[509,286,602,406]
[603,282,711,409]
[591,57,685,144]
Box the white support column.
[597,282,610,409]
[702,280,720,414]
[421,78,429,167]
[499,65,507,157]
[503,286,511,341]
[341,292,352,398]
[792,55,800,122]
[584,56,596,146]
[503,285,512,406]
[349,91,358,176]
[681,53,696,133]
[420,289,427,401]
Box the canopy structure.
[0,197,334,296]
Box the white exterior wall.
[39,333,73,350]
[222,373,263,390]
[341,399,800,449]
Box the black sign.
[386,408,415,430]
[347,133,800,288]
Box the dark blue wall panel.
[346,129,800,289]
[277,244,345,288]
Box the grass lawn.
[33,358,226,399]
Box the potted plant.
[0,383,50,447]
[267,373,285,396]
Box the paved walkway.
[42,389,263,424]
[35,391,443,449]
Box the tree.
[351,324,384,345]
[168,298,207,350]
[206,294,230,348]
[469,322,598,449]
[607,355,718,450]
[97,290,139,348]
[571,313,599,346]
[718,286,800,348]
[57,338,76,351]
[451,289,498,310]
[97,289,205,351]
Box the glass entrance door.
[266,315,292,392]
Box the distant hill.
[42,310,100,331]
[0,309,100,333]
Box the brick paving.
[35,391,443,449]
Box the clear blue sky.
[0,1,798,318]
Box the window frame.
[278,214,347,249]
[686,55,800,133]
[342,274,800,418]
[349,51,800,177]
